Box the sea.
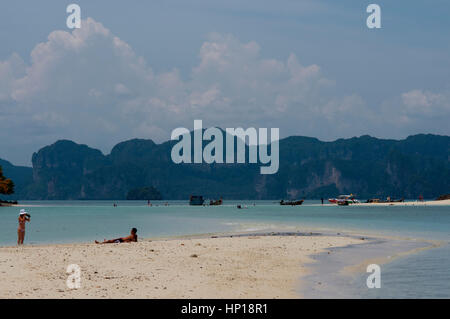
[1,200,449,298]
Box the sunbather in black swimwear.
[95,228,137,244]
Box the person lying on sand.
[95,228,138,244]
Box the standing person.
[321,198,324,205]
[17,209,30,245]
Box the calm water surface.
[1,200,449,298]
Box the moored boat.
[329,194,359,204]
[280,199,304,206]
[366,197,404,203]
[189,195,205,206]
[209,198,223,206]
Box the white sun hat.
[19,209,28,216]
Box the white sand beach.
[0,234,362,299]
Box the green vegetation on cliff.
[126,186,162,200]
[1,134,449,200]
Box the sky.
[1,0,449,165]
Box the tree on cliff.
[0,165,14,195]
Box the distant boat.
[0,199,18,207]
[436,194,450,201]
[366,197,404,203]
[189,195,204,206]
[209,198,223,206]
[329,194,359,204]
[280,199,304,206]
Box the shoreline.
[9,198,450,208]
[299,234,442,298]
[311,199,450,207]
[351,199,450,207]
[0,231,366,299]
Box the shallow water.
[1,200,449,298]
[300,236,445,298]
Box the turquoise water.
[1,200,450,298]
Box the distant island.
[0,133,449,200]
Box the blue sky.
[1,1,449,165]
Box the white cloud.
[401,89,450,116]
[0,17,448,165]
[114,83,131,96]
[0,53,25,102]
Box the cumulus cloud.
[0,53,26,103]
[401,89,450,116]
[0,18,448,164]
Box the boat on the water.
[366,197,404,203]
[209,198,223,206]
[280,199,304,206]
[189,195,204,206]
[329,194,359,204]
